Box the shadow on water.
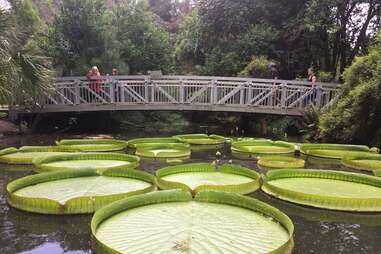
[0,134,380,253]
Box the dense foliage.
[319,32,381,147]
[0,1,53,106]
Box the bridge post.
[280,83,287,108]
[144,77,150,103]
[315,86,322,107]
[110,78,115,103]
[74,79,80,105]
[240,82,247,105]
[179,79,184,103]
[211,80,217,104]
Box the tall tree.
[0,1,53,106]
[49,0,122,75]
[112,0,172,74]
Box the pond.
[1,134,381,254]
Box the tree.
[49,0,122,75]
[112,0,172,74]
[319,31,381,147]
[0,1,53,106]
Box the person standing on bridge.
[87,66,101,94]
[306,67,318,106]
[307,67,317,86]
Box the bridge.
[16,75,340,116]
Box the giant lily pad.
[135,143,191,158]
[173,134,225,145]
[56,139,128,152]
[33,153,139,172]
[91,190,294,254]
[127,137,184,148]
[0,146,77,165]
[258,156,305,169]
[300,143,376,159]
[156,163,260,194]
[7,168,154,214]
[231,140,295,156]
[262,169,381,212]
[342,154,381,175]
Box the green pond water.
[1,134,381,254]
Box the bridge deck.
[16,75,341,116]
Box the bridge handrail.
[55,75,340,88]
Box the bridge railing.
[37,75,340,115]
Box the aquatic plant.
[262,169,381,212]
[127,137,184,148]
[135,143,191,158]
[91,190,294,254]
[258,156,305,169]
[173,134,225,145]
[7,168,155,214]
[156,163,260,194]
[0,146,78,165]
[342,154,381,175]
[56,139,128,152]
[33,153,140,172]
[231,140,295,155]
[300,143,375,159]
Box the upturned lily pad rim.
[135,143,191,158]
[156,163,260,195]
[32,152,140,172]
[56,139,128,151]
[127,137,184,148]
[7,168,155,215]
[0,146,78,164]
[173,134,226,145]
[91,190,294,254]
[231,140,295,155]
[258,156,305,169]
[300,143,374,159]
[262,169,381,212]
[341,154,381,172]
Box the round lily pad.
[135,143,191,158]
[156,163,260,194]
[342,154,381,172]
[258,156,305,169]
[300,143,376,159]
[0,146,77,165]
[91,190,294,254]
[7,168,155,214]
[262,169,381,212]
[33,153,139,172]
[56,139,128,152]
[127,137,183,148]
[231,140,295,156]
[173,134,225,145]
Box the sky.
[0,0,10,10]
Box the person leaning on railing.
[86,66,101,94]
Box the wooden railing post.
[144,77,149,103]
[280,83,287,108]
[179,79,184,104]
[110,77,115,103]
[315,85,323,107]
[210,80,217,104]
[74,79,80,105]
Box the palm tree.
[0,7,53,108]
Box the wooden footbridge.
[16,75,340,116]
